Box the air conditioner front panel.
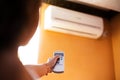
[52,6,103,28]
[51,19,102,34]
[44,5,104,39]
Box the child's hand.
[46,56,60,72]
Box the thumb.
[47,56,60,69]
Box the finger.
[54,55,60,61]
[52,56,60,64]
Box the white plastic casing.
[53,51,64,73]
[44,5,104,39]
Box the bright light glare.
[18,27,40,65]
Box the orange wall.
[38,3,115,80]
[111,14,120,80]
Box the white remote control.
[53,51,64,73]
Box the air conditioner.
[44,5,104,39]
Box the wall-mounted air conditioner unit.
[44,5,104,39]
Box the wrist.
[44,63,52,74]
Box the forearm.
[24,56,59,79]
[25,63,51,79]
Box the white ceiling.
[68,0,120,12]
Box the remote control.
[53,51,64,73]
